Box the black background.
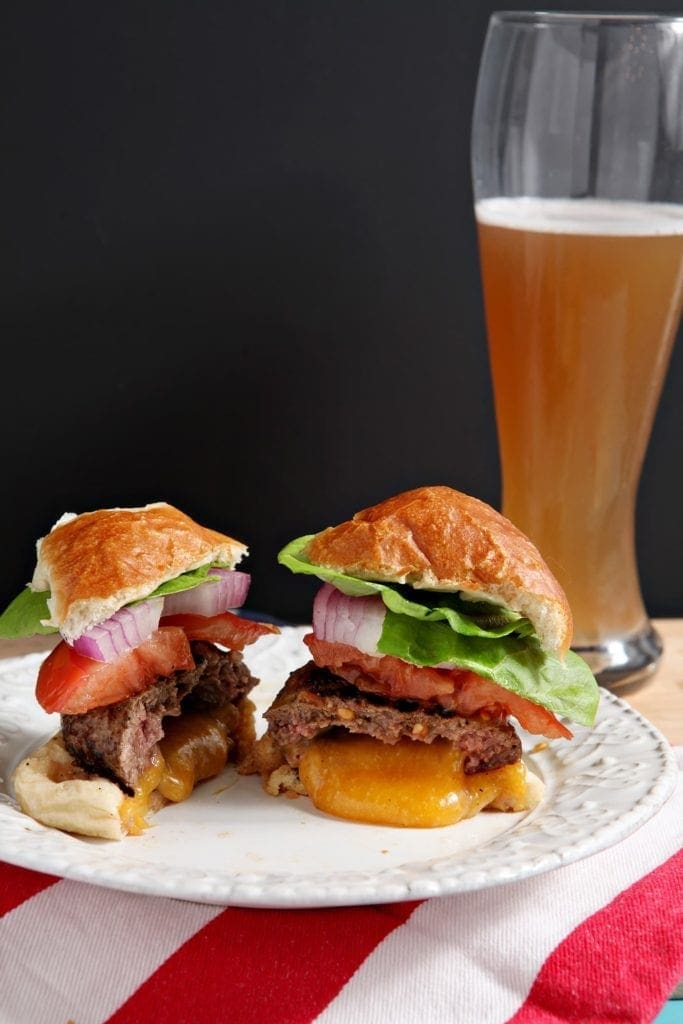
[2,2,682,624]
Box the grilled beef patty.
[61,641,256,794]
[263,661,522,774]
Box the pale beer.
[476,198,683,646]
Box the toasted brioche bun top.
[32,502,248,641]
[305,486,572,654]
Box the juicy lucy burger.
[254,485,599,828]
[0,502,278,839]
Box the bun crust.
[306,486,572,653]
[32,503,248,641]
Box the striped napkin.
[1,750,680,1024]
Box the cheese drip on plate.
[298,734,538,828]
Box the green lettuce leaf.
[278,534,599,727]
[379,612,598,726]
[0,588,57,637]
[0,563,230,640]
[145,563,224,599]
[278,536,534,639]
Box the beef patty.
[263,661,522,774]
[61,641,256,794]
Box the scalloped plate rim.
[0,628,677,908]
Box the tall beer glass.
[471,12,683,688]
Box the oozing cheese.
[298,733,531,827]
[119,749,167,835]
[158,709,234,802]
[119,708,235,834]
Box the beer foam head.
[475,196,683,235]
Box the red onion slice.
[312,584,385,655]
[70,597,164,663]
[67,569,250,663]
[161,569,250,617]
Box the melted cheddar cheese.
[298,734,531,827]
[119,708,234,835]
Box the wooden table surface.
[0,619,681,745]
[614,618,683,746]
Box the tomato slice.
[305,635,571,740]
[454,673,572,740]
[36,626,195,715]
[306,636,458,701]
[161,610,279,650]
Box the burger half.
[0,502,278,839]
[254,486,599,827]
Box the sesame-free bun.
[305,486,572,654]
[32,503,248,641]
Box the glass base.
[571,623,663,692]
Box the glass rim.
[491,10,683,25]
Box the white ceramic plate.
[0,627,677,908]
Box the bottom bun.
[13,735,141,840]
[13,697,256,840]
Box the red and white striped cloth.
[1,750,681,1024]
